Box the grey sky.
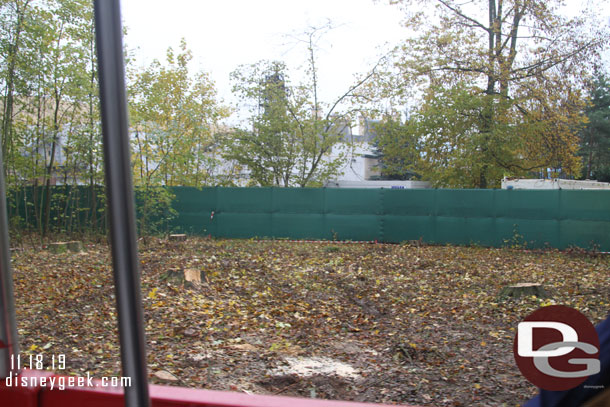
[121,0,405,123]
[120,0,610,125]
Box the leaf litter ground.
[11,238,610,406]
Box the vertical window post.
[93,1,150,406]
[0,139,19,380]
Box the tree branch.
[436,0,490,32]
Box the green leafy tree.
[372,0,608,187]
[411,84,519,187]
[33,0,98,236]
[579,71,610,181]
[0,0,102,235]
[225,25,377,187]
[129,39,229,189]
[226,61,303,187]
[376,82,586,188]
[128,39,229,234]
[0,2,234,236]
[0,0,39,177]
[371,114,420,180]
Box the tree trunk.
[1,1,29,177]
[498,283,548,299]
[42,136,58,237]
[43,90,63,237]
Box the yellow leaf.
[29,344,38,351]
[148,288,158,299]
[474,383,481,389]
[480,341,487,346]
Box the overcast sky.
[120,0,610,125]
[120,0,406,123]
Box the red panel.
[35,372,417,407]
[148,384,410,407]
[0,369,55,407]
[39,375,124,407]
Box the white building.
[324,117,430,189]
[501,177,610,190]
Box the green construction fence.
[169,187,610,251]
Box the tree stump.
[169,234,187,242]
[48,241,84,254]
[48,242,68,254]
[161,268,207,289]
[498,283,548,299]
[67,241,85,253]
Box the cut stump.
[169,234,187,242]
[161,268,208,289]
[498,283,548,299]
[48,242,67,254]
[48,241,84,254]
[67,241,85,253]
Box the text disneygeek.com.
[7,354,131,389]
[4,373,132,390]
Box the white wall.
[501,178,610,190]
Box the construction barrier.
[169,187,610,251]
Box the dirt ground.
[10,237,610,406]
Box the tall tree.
[225,25,377,187]
[129,39,229,234]
[374,0,608,187]
[579,71,610,182]
[225,61,302,187]
[1,0,29,172]
[129,39,229,188]
[39,0,94,236]
[370,114,420,180]
[0,0,101,235]
[0,0,34,177]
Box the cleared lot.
[12,237,610,406]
